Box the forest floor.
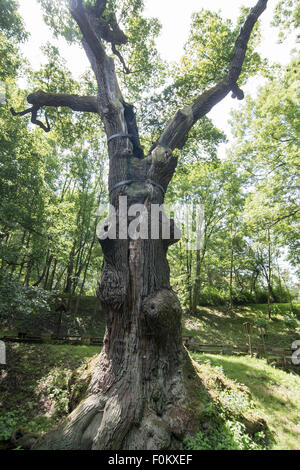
[0,302,300,450]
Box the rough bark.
[9,0,269,450]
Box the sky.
[18,0,296,138]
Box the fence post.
[243,322,253,357]
[258,326,267,357]
[0,341,6,367]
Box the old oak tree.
[11,0,269,450]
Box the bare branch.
[157,0,268,151]
[112,44,130,74]
[11,105,51,132]
[68,0,128,139]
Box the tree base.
[33,348,202,450]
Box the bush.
[0,270,57,331]
[184,420,265,450]
[254,317,268,329]
[254,289,269,304]
[283,313,298,330]
[199,286,227,306]
[290,305,300,319]
[232,290,256,306]
[0,411,19,441]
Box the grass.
[183,303,300,349]
[191,352,300,450]
[183,352,269,450]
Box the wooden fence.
[0,334,103,346]
[182,336,297,368]
[0,333,297,369]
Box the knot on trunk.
[98,267,127,310]
[142,289,182,344]
[147,145,178,192]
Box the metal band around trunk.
[107,133,134,144]
[110,179,165,195]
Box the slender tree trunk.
[191,238,207,315]
[186,246,192,311]
[24,261,32,287]
[10,229,27,275]
[24,233,33,286]
[60,177,71,202]
[31,251,52,288]
[18,232,31,280]
[56,310,64,338]
[65,242,76,294]
[229,237,234,311]
[267,229,272,319]
[74,229,97,316]
[191,248,201,315]
[48,258,57,291]
[43,254,53,289]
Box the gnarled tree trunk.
[35,145,195,450]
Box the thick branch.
[69,0,107,64]
[94,0,107,17]
[11,90,98,132]
[69,0,127,61]
[69,0,127,138]
[158,0,268,150]
[229,0,268,84]
[26,90,98,113]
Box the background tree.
[229,56,300,283]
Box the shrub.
[199,286,227,306]
[283,313,298,330]
[184,420,264,450]
[0,270,57,331]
